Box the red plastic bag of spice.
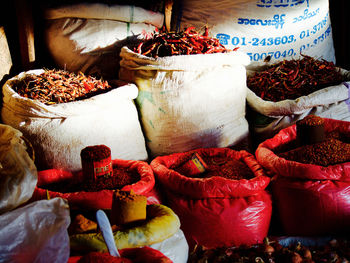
[255,118,350,236]
[150,148,272,250]
[29,159,162,210]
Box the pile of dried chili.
[14,69,111,104]
[134,27,233,58]
[247,55,346,102]
[279,137,350,166]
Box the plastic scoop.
[96,209,120,257]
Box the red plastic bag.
[255,118,350,236]
[150,148,272,249]
[30,159,162,210]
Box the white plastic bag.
[0,198,70,263]
[119,46,251,157]
[177,0,335,64]
[44,3,163,79]
[1,70,148,172]
[246,68,350,143]
[150,229,189,263]
[0,124,37,214]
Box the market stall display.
[1,69,148,171]
[246,56,350,145]
[255,117,350,236]
[119,28,251,157]
[151,147,272,250]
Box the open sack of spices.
[245,55,350,145]
[150,147,272,250]
[1,69,148,171]
[255,115,350,236]
[69,190,189,263]
[119,27,251,157]
[0,124,70,262]
[30,145,162,210]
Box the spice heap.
[14,69,111,104]
[174,153,255,180]
[188,238,350,263]
[43,167,140,193]
[279,137,350,166]
[247,55,346,102]
[134,27,232,58]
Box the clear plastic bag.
[0,198,71,263]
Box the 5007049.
[247,49,296,61]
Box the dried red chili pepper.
[134,27,232,58]
[14,69,111,105]
[247,55,346,102]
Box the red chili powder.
[175,154,255,180]
[43,167,140,193]
[81,145,111,161]
[279,138,350,166]
[297,115,324,126]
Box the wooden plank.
[15,0,35,70]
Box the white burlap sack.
[178,0,335,64]
[0,124,37,214]
[246,68,350,143]
[1,70,148,172]
[0,198,70,263]
[119,47,250,157]
[44,3,163,79]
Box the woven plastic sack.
[246,67,350,144]
[177,0,335,64]
[119,47,251,157]
[30,159,162,210]
[150,147,272,249]
[0,198,70,263]
[0,124,37,214]
[1,70,148,172]
[44,3,163,79]
[255,118,350,236]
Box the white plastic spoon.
[96,209,120,257]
